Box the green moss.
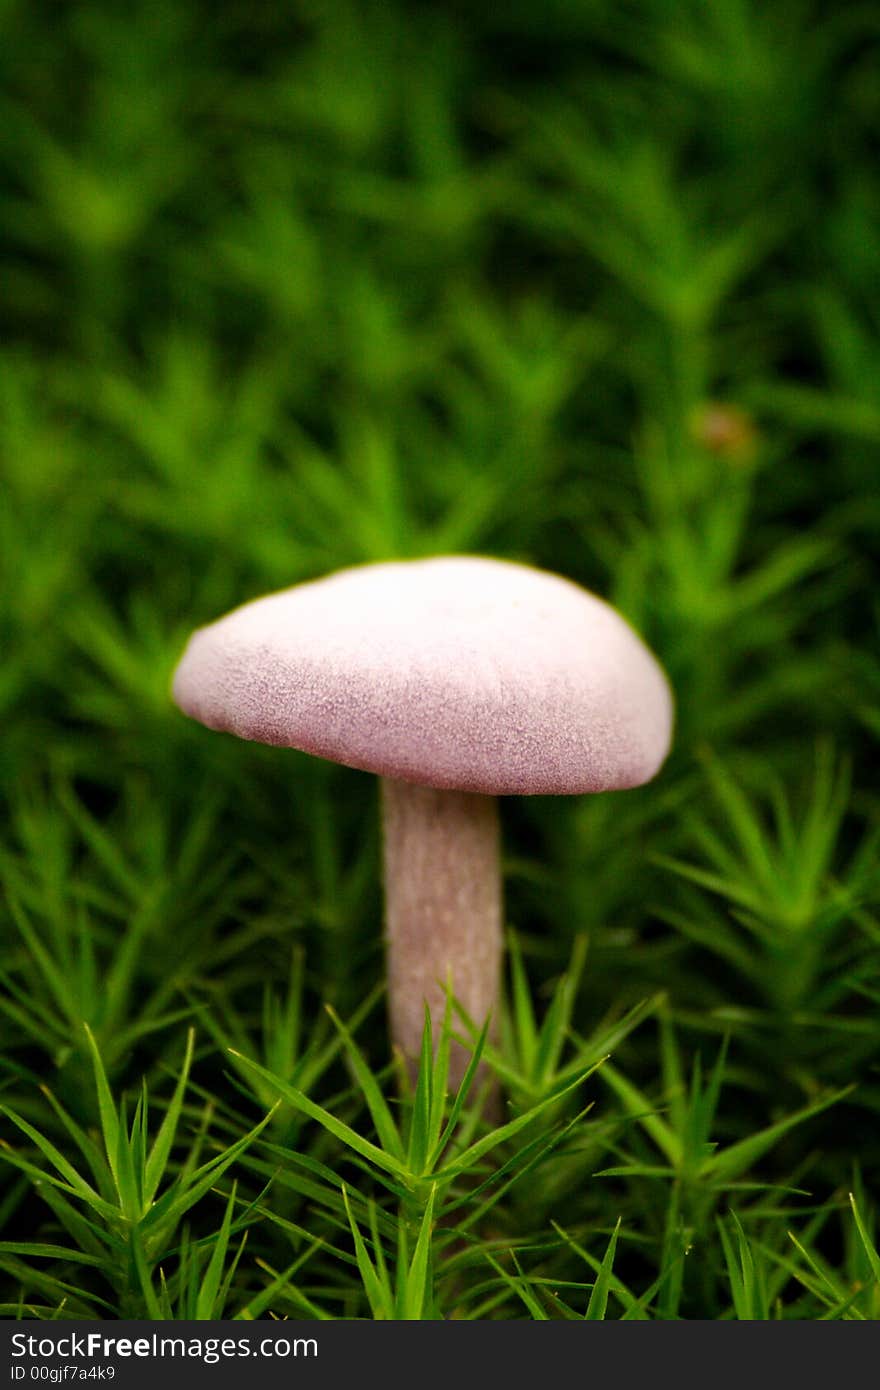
[0,0,878,1319]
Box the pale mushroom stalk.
[381,778,502,1087]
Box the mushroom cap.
[172,556,673,795]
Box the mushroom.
[172,556,673,1092]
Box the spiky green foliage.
[1,0,878,1319]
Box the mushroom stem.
[381,778,502,1091]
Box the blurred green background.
[1,0,879,1319]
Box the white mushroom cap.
[172,556,673,795]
